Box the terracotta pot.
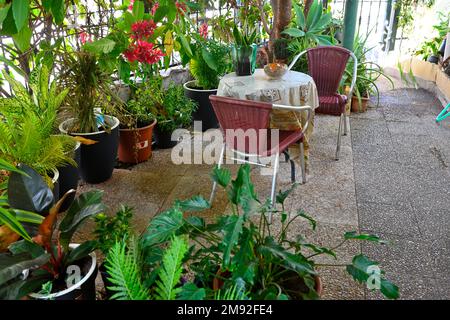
[351,95,370,113]
[118,120,157,164]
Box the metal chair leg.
[343,113,348,136]
[209,143,226,204]
[300,142,306,184]
[335,114,343,161]
[269,152,280,224]
[289,159,296,183]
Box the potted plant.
[0,164,105,300]
[58,51,122,184]
[144,79,197,149]
[231,24,258,76]
[341,32,394,113]
[183,36,232,131]
[137,164,399,300]
[0,66,78,193]
[93,205,133,299]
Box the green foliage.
[189,40,232,90]
[94,205,134,255]
[132,78,197,132]
[0,65,76,178]
[284,1,335,72]
[232,24,258,47]
[414,11,450,61]
[105,238,150,300]
[58,51,122,133]
[154,236,188,300]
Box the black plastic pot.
[153,125,178,149]
[57,143,81,211]
[29,245,97,300]
[427,55,439,64]
[59,116,120,184]
[184,80,218,131]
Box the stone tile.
[358,201,421,238]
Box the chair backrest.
[307,46,351,96]
[209,95,272,132]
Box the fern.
[154,236,188,300]
[104,239,150,300]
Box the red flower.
[151,3,159,15]
[123,41,164,64]
[199,22,208,39]
[131,20,157,40]
[79,32,92,44]
[128,0,134,11]
[175,1,187,15]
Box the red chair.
[209,95,313,222]
[289,46,357,160]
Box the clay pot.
[118,120,157,163]
[351,95,370,113]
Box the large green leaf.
[141,207,183,247]
[178,33,192,57]
[132,0,144,20]
[309,12,332,33]
[175,195,210,212]
[58,190,105,250]
[344,231,388,244]
[177,283,206,300]
[8,240,44,257]
[50,0,65,24]
[66,240,97,265]
[306,0,322,30]
[83,38,116,54]
[13,209,44,225]
[0,159,25,175]
[211,166,231,188]
[293,3,305,29]
[12,0,29,31]
[153,5,169,23]
[7,164,54,214]
[0,252,50,285]
[282,28,305,38]
[346,254,399,299]
[228,164,257,208]
[0,208,31,241]
[259,237,316,276]
[12,24,31,52]
[220,214,244,267]
[201,47,218,71]
[0,3,11,29]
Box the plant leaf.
[175,195,210,212]
[12,0,29,31]
[220,214,244,268]
[83,38,116,54]
[211,166,231,188]
[141,207,183,247]
[344,232,389,244]
[282,28,305,38]
[0,208,31,241]
[66,240,97,265]
[0,252,50,286]
[177,282,206,300]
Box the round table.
[217,69,319,161]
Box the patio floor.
[75,79,450,300]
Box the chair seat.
[316,94,347,116]
[225,129,304,157]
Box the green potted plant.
[231,23,258,76]
[0,67,77,194]
[183,36,232,131]
[145,79,197,149]
[0,164,105,300]
[137,164,399,300]
[58,51,122,184]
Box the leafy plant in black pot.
[231,24,258,76]
[183,38,232,131]
[145,79,197,149]
[58,51,123,184]
[0,164,106,300]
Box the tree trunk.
[268,0,292,61]
[303,0,314,18]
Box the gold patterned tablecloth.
[217,69,319,162]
